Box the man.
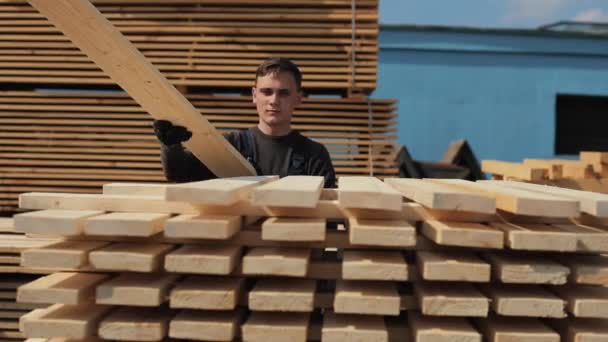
[153,57,337,187]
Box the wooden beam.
[553,285,608,318]
[249,278,316,312]
[416,251,490,282]
[409,312,481,342]
[169,310,241,341]
[165,176,276,205]
[27,0,255,177]
[96,273,179,307]
[415,282,489,317]
[17,272,109,305]
[14,209,104,236]
[481,284,565,318]
[322,312,388,342]
[474,316,559,342]
[98,307,172,341]
[342,250,409,281]
[84,212,170,237]
[164,244,241,275]
[170,276,243,310]
[483,252,569,285]
[21,304,111,339]
[490,222,577,252]
[555,255,608,285]
[241,312,309,342]
[21,241,110,269]
[89,242,173,272]
[164,214,242,240]
[338,176,403,211]
[348,217,417,247]
[252,176,324,208]
[421,220,503,249]
[482,160,547,181]
[333,280,400,316]
[261,217,326,242]
[242,247,311,277]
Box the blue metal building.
[374,22,608,163]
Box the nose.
[268,92,279,105]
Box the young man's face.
[252,71,302,133]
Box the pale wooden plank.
[422,220,504,249]
[482,160,547,181]
[415,282,489,317]
[482,284,566,318]
[242,312,309,342]
[89,242,173,272]
[553,286,608,319]
[261,217,325,242]
[385,178,496,214]
[0,218,14,233]
[409,312,481,342]
[342,250,408,281]
[21,304,111,339]
[249,278,316,312]
[252,176,324,208]
[14,209,104,236]
[333,280,400,316]
[169,276,243,310]
[475,315,559,342]
[491,222,577,252]
[322,311,388,342]
[548,318,608,342]
[348,217,416,247]
[164,244,241,275]
[17,272,109,305]
[164,214,241,240]
[96,273,178,307]
[102,182,168,196]
[97,307,172,341]
[338,176,403,211]
[484,253,569,285]
[556,255,608,285]
[552,223,608,253]
[21,241,110,269]
[169,310,240,341]
[27,0,256,177]
[417,251,490,282]
[430,179,580,218]
[166,176,277,205]
[84,212,170,237]
[242,247,310,277]
[484,180,608,217]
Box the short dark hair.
[255,58,302,90]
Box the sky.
[379,0,608,28]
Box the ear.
[251,87,257,103]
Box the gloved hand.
[153,120,192,146]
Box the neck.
[257,122,291,136]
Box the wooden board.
[474,315,559,342]
[20,304,112,339]
[164,244,241,275]
[252,176,324,208]
[415,282,489,317]
[348,217,417,247]
[166,176,276,205]
[164,214,242,240]
[333,280,400,316]
[342,250,409,281]
[484,252,569,285]
[17,272,109,305]
[249,278,316,312]
[96,273,178,307]
[14,209,104,236]
[553,285,608,318]
[21,241,110,269]
[338,176,403,211]
[242,247,310,277]
[102,182,168,196]
[169,310,240,341]
[417,251,490,282]
[89,242,173,272]
[409,312,481,342]
[241,312,309,342]
[481,284,565,318]
[84,212,170,237]
[490,222,577,252]
[556,255,608,285]
[385,178,496,214]
[421,220,503,249]
[482,160,547,181]
[169,276,243,310]
[97,307,172,341]
[28,0,256,177]
[322,311,388,342]
[261,217,326,242]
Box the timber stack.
[11,176,608,341]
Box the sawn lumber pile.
[10,176,608,341]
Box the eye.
[260,89,273,96]
[279,89,290,97]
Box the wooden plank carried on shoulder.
[17,272,109,305]
[20,304,112,339]
[416,251,490,282]
[27,0,256,177]
[166,176,277,205]
[385,178,496,214]
[14,209,104,236]
[431,179,580,218]
[252,176,324,208]
[169,276,244,310]
[97,306,172,341]
[338,176,402,211]
[96,273,179,307]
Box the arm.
[160,144,215,183]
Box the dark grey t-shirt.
[160,126,336,187]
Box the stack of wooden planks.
[0,218,57,342]
[0,90,398,213]
[482,151,608,181]
[12,176,608,341]
[0,0,378,94]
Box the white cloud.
[573,8,608,22]
[504,0,569,22]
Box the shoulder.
[292,132,330,157]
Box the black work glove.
[153,119,192,146]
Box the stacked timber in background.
[0,91,398,213]
[12,176,608,341]
[0,0,379,93]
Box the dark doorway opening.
[555,94,608,155]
